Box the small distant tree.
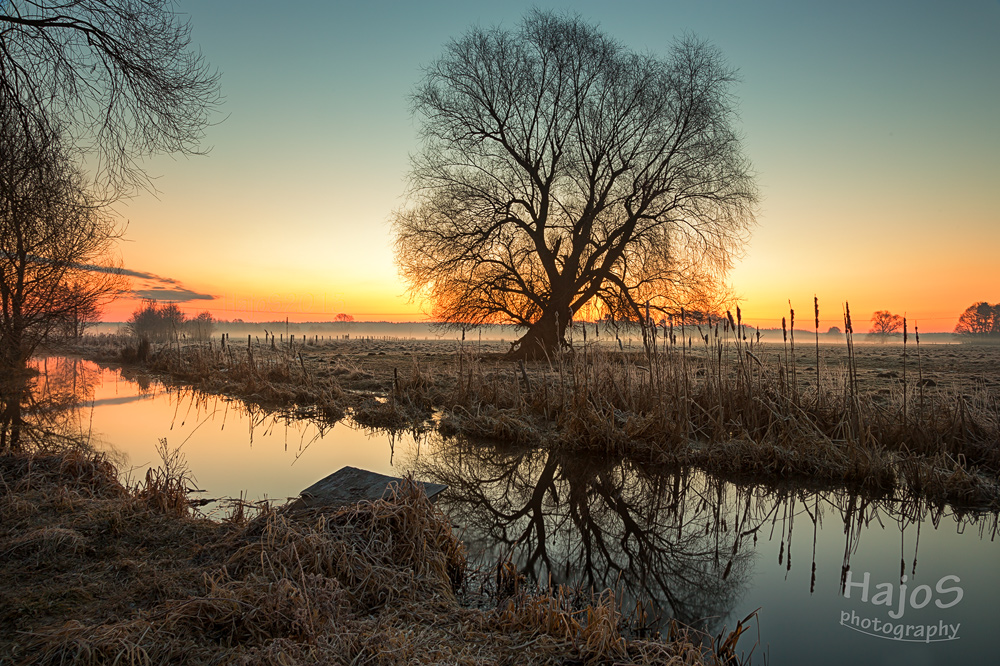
[126,300,185,343]
[57,282,105,339]
[826,326,842,337]
[954,302,1000,341]
[334,313,354,323]
[868,310,903,342]
[186,311,215,341]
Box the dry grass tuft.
[3,444,734,665]
[352,396,430,430]
[228,480,467,611]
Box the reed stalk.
[902,317,908,427]
[788,301,797,404]
[814,296,821,407]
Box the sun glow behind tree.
[393,10,757,358]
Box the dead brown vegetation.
[1,442,748,665]
[72,321,1000,509]
[82,333,348,421]
[405,326,1000,509]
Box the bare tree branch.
[393,10,756,358]
[0,0,221,199]
[0,99,126,370]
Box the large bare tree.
[867,310,903,342]
[394,11,757,358]
[0,0,220,197]
[0,104,124,373]
[954,302,999,340]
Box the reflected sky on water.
[25,357,1000,665]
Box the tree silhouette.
[0,106,124,372]
[125,300,185,343]
[394,10,757,359]
[0,0,220,197]
[868,310,902,342]
[954,302,999,341]
[186,311,216,341]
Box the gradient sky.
[106,0,999,332]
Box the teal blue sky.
[115,0,1000,330]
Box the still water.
[28,357,1000,665]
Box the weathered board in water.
[289,466,447,510]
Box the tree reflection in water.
[3,357,339,467]
[409,438,752,634]
[2,356,108,449]
[408,435,1000,637]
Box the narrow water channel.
[25,356,1000,665]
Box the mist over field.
[89,321,964,345]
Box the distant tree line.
[126,301,215,343]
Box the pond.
[22,356,1000,665]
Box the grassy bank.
[0,441,746,665]
[412,338,1000,508]
[70,328,1000,509]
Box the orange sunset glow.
[88,1,995,335]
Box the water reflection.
[0,370,30,450]
[410,439,750,633]
[9,357,1000,662]
[2,356,104,449]
[408,436,999,639]
[16,357,425,503]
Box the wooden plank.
[288,466,447,510]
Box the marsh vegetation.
[76,312,1000,510]
[1,441,755,665]
[4,345,997,663]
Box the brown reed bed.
[1,440,748,665]
[78,333,349,422]
[404,315,1000,510]
[71,315,1000,509]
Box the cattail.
[788,301,797,401]
[782,317,787,343]
[902,316,908,425]
[814,295,821,406]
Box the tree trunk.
[0,373,29,452]
[507,302,572,360]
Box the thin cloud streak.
[99,262,217,304]
[132,288,215,302]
